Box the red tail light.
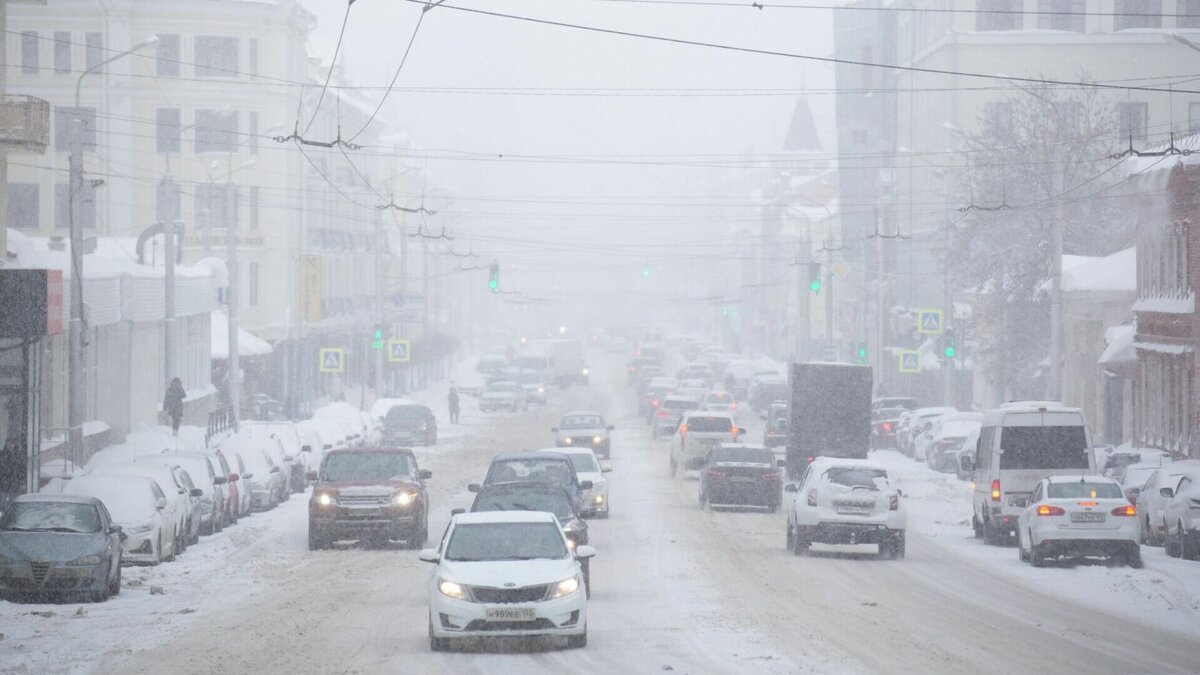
[678,424,687,435]
[761,470,781,481]
[881,421,894,433]
[991,479,1001,501]
[705,469,725,479]
[731,426,739,437]
[652,399,660,407]
[1111,505,1136,517]
[657,409,668,417]
[889,494,899,510]
[731,403,738,411]
[1036,505,1065,516]
[806,488,818,506]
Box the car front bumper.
[796,521,903,546]
[122,531,160,563]
[430,590,587,639]
[0,561,109,593]
[310,507,421,539]
[582,488,609,515]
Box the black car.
[381,404,437,446]
[698,444,784,512]
[461,482,592,596]
[469,451,593,513]
[307,447,432,550]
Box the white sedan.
[1161,466,1200,560]
[1017,476,1142,568]
[557,448,612,518]
[420,511,594,651]
[64,475,179,565]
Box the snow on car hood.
[0,531,110,563]
[438,557,577,589]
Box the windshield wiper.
[511,502,539,511]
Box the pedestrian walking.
[0,437,22,512]
[163,377,186,435]
[448,386,461,425]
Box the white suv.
[669,411,738,477]
[785,458,906,558]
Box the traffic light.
[855,341,868,365]
[809,262,822,293]
[488,262,499,292]
[641,265,651,278]
[943,328,956,359]
[372,324,386,350]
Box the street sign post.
[898,350,922,374]
[301,255,322,322]
[917,308,944,335]
[319,348,345,373]
[387,339,411,363]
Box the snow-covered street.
[4,356,1199,675]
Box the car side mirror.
[107,524,123,535]
[579,480,593,490]
[213,476,227,485]
[229,473,240,482]
[960,456,975,472]
[190,488,203,498]
[418,549,440,563]
[419,469,433,480]
[1160,487,1175,498]
[784,483,799,493]
[601,465,613,474]
[301,445,312,453]
[468,483,481,493]
[574,545,597,560]
[306,470,318,482]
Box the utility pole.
[67,113,85,467]
[421,236,429,387]
[374,210,385,396]
[1047,151,1065,402]
[226,184,240,426]
[164,217,179,385]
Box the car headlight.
[593,436,603,444]
[551,575,581,598]
[316,492,335,507]
[582,368,590,376]
[128,522,154,535]
[68,555,102,566]
[394,491,417,507]
[438,578,467,600]
[538,387,545,394]
[563,437,573,444]
[593,494,605,505]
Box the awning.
[210,310,273,360]
[1099,324,1137,378]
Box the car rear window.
[686,416,732,432]
[663,399,699,411]
[488,458,573,485]
[385,406,427,422]
[473,491,573,519]
[822,467,889,490]
[999,426,1089,470]
[712,448,774,464]
[707,393,733,403]
[1046,482,1123,499]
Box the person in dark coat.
[448,386,460,425]
[163,378,186,434]
[0,437,23,511]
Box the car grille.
[30,561,50,585]
[464,618,555,632]
[469,584,550,603]
[338,495,390,506]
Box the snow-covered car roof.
[1043,475,1118,485]
[808,457,887,473]
[451,510,559,525]
[680,410,735,420]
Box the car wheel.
[786,520,794,548]
[581,559,591,599]
[983,518,1003,546]
[698,488,707,510]
[1030,542,1048,568]
[1018,532,1030,562]
[91,584,110,603]
[791,526,810,555]
[1126,545,1145,568]
[1141,516,1152,546]
[566,629,588,649]
[109,560,121,595]
[972,514,983,539]
[1166,527,1182,558]
[768,500,780,514]
[1181,523,1199,561]
[165,530,177,562]
[429,621,451,652]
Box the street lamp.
[67,35,159,466]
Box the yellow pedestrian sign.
[917,308,944,335]
[898,350,922,374]
[387,340,411,363]
[319,348,345,373]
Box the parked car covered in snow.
[87,462,196,554]
[0,494,124,601]
[64,474,179,565]
[1160,465,1200,560]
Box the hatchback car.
[785,458,906,558]
[0,494,124,602]
[699,444,783,512]
[552,411,614,458]
[420,511,594,651]
[308,447,432,550]
[556,448,612,518]
[1160,468,1200,560]
[670,412,739,477]
[1017,476,1142,567]
[651,395,700,439]
[471,452,593,514]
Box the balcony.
[0,95,50,153]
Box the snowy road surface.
[4,357,1200,674]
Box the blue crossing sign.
[898,350,922,374]
[319,348,345,373]
[917,308,944,335]
[387,339,411,363]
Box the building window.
[156,108,181,153]
[20,31,39,74]
[1190,102,1200,135]
[7,183,40,229]
[248,262,259,306]
[1114,0,1162,30]
[54,182,96,230]
[1118,102,1148,143]
[977,0,1021,31]
[53,106,97,150]
[156,34,180,77]
[249,111,259,155]
[1036,0,1084,32]
[983,101,1013,134]
[194,36,238,78]
[194,109,238,153]
[248,38,259,77]
[53,31,71,75]
[84,32,103,72]
[1181,0,1200,28]
[194,182,238,231]
[249,185,260,230]
[156,179,181,224]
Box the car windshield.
[322,453,413,481]
[567,453,600,474]
[487,382,518,393]
[384,406,427,423]
[561,415,603,429]
[444,522,569,561]
[1046,482,1124,499]
[823,467,889,490]
[0,502,102,533]
[487,459,573,485]
[685,416,733,432]
[474,491,573,519]
[999,426,1089,470]
[712,448,774,464]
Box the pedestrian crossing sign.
[319,348,345,373]
[899,350,922,374]
[387,340,411,363]
[917,308,944,335]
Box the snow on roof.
[1099,324,1137,366]
[1045,247,1136,293]
[1133,292,1195,315]
[210,309,273,359]
[5,230,212,280]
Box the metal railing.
[206,406,236,446]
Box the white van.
[964,404,1096,545]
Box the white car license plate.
[836,506,871,515]
[1070,512,1105,523]
[486,607,535,622]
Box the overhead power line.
[301,0,356,137]
[581,0,1193,18]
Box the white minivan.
[963,404,1096,545]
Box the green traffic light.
[810,280,822,292]
[488,279,498,290]
[641,266,651,278]
[944,346,956,358]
